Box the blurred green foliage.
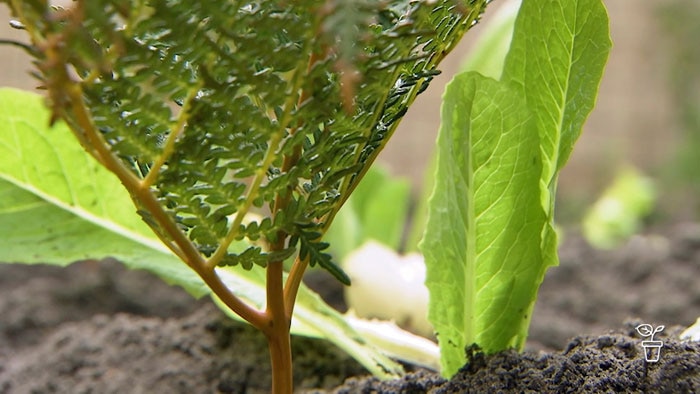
[583,167,656,249]
[660,1,700,212]
[325,165,411,261]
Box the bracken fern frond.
[6,0,489,283]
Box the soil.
[1,223,699,393]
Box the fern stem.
[142,84,201,188]
[274,45,329,320]
[206,53,308,270]
[262,41,324,394]
[266,323,294,394]
[265,237,290,344]
[62,79,267,328]
[64,84,144,190]
[205,131,284,269]
[283,254,309,318]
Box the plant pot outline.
[635,323,665,362]
[640,340,663,362]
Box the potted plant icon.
[636,323,665,362]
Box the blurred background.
[1,0,698,230]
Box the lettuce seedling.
[1,0,489,392]
[583,167,656,249]
[421,0,611,377]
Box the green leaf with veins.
[422,75,544,377]
[0,88,403,378]
[421,0,611,377]
[503,0,612,323]
[504,0,612,189]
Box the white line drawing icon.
[636,323,665,362]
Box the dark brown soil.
[0,262,365,393]
[328,327,700,393]
[1,224,699,393]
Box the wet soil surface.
[1,224,699,393]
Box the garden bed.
[1,224,699,393]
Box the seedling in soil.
[420,0,611,376]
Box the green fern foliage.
[7,0,488,283]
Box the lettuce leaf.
[421,0,611,377]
